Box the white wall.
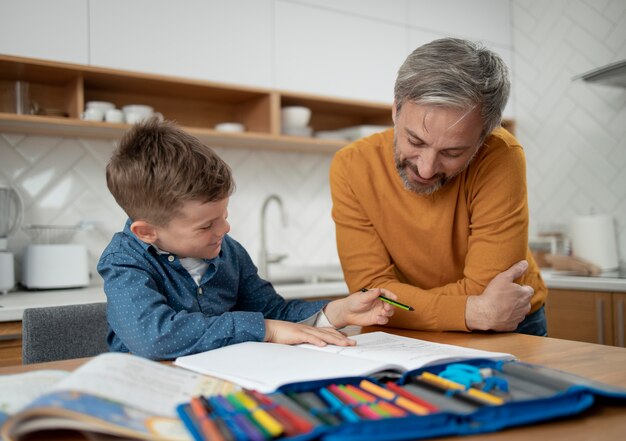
[511,0,626,263]
[0,1,520,284]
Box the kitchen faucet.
[258,194,288,280]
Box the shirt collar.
[122,218,224,263]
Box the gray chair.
[22,302,109,364]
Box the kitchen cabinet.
[89,0,273,89]
[274,1,407,103]
[0,0,89,65]
[546,288,624,346]
[0,321,22,367]
[613,293,626,347]
[0,54,394,154]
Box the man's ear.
[392,100,397,124]
[130,220,158,244]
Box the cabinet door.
[274,1,407,103]
[613,293,626,348]
[89,0,273,88]
[0,0,89,64]
[546,289,614,345]
[0,321,22,367]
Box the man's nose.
[417,151,439,179]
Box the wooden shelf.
[0,54,395,154]
[0,54,514,153]
[0,113,347,153]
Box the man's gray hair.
[394,38,510,138]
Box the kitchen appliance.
[21,225,89,289]
[0,185,23,293]
[570,214,619,271]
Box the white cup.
[81,107,104,121]
[104,108,124,123]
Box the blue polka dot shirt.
[97,219,329,360]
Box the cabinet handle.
[596,298,605,345]
[618,299,625,348]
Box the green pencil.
[360,288,414,311]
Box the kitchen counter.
[0,281,349,323]
[541,270,626,292]
[0,286,107,322]
[6,270,624,323]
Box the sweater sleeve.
[330,135,531,331]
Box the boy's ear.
[130,220,158,244]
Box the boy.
[98,118,396,360]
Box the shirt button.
[198,287,203,295]
[168,255,174,262]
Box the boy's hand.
[324,288,396,329]
[264,319,356,347]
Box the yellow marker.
[235,391,283,437]
[418,372,504,405]
[359,380,430,415]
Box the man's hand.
[264,319,356,347]
[465,260,533,332]
[324,288,396,329]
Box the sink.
[267,264,344,285]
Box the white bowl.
[215,122,245,133]
[281,106,311,129]
[86,101,115,111]
[122,104,154,117]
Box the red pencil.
[189,396,225,441]
[385,382,439,413]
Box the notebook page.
[174,341,394,393]
[299,332,514,371]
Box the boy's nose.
[220,220,231,236]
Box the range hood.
[573,59,626,88]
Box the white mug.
[81,107,104,121]
[105,108,124,123]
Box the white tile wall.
[511,0,626,263]
[0,134,339,284]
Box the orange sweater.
[330,128,546,331]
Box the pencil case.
[177,358,626,441]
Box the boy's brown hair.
[106,118,235,226]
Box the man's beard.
[393,140,476,195]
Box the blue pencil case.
[177,358,626,441]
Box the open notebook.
[174,331,514,393]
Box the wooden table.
[1,327,625,441]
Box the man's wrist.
[465,296,483,331]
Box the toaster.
[22,244,90,289]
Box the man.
[330,38,547,335]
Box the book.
[0,352,238,441]
[174,331,515,393]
